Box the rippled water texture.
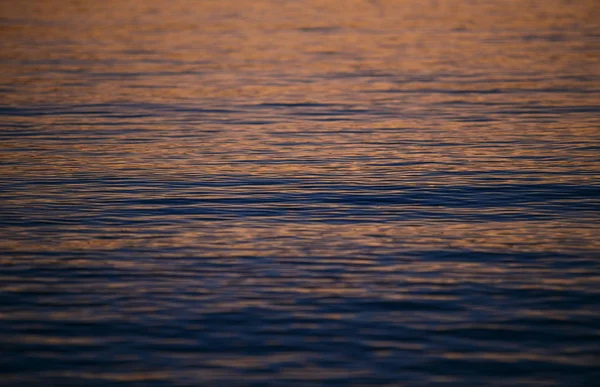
[1,0,600,385]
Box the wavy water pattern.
[1,0,599,385]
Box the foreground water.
[1,0,599,385]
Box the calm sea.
[1,0,599,385]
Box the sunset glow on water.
[1,0,599,385]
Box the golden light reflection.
[0,1,599,382]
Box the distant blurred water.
[1,0,599,385]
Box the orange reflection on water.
[0,2,599,382]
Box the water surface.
[1,0,599,385]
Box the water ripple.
[1,0,599,385]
